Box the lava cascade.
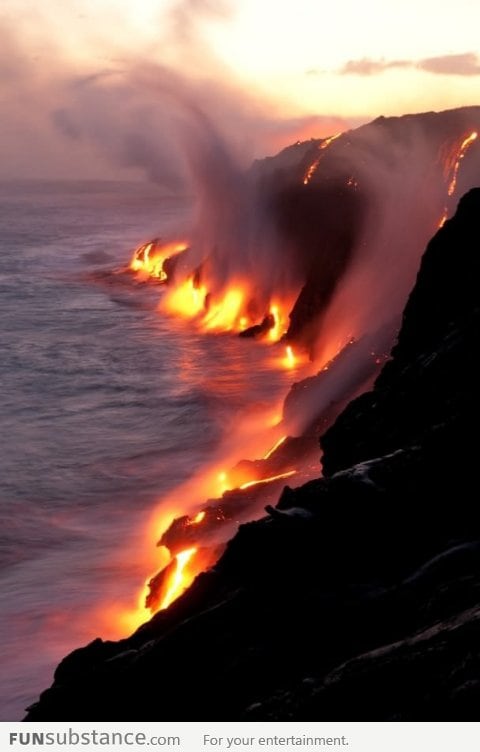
[121,107,480,625]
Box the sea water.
[0,181,294,719]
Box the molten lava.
[190,511,206,525]
[447,131,478,197]
[202,287,246,332]
[159,547,197,610]
[439,130,478,226]
[303,132,342,185]
[239,470,296,490]
[263,435,287,460]
[267,302,291,342]
[130,240,187,280]
[163,276,208,318]
[284,345,296,369]
[163,276,295,342]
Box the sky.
[1,0,479,182]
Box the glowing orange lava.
[159,547,198,610]
[130,241,187,280]
[303,132,342,185]
[239,470,296,490]
[263,435,287,460]
[284,345,296,369]
[217,471,230,494]
[447,131,477,197]
[268,302,291,342]
[439,131,478,225]
[189,511,206,525]
[162,276,208,318]
[202,287,246,332]
[163,277,295,342]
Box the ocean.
[0,180,295,719]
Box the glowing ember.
[239,470,296,490]
[130,240,187,280]
[303,132,342,185]
[159,547,197,610]
[263,435,287,460]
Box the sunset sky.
[2,0,479,182]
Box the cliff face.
[26,189,480,721]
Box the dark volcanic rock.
[321,188,480,476]
[25,189,480,721]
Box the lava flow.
[129,239,187,280]
[112,109,480,634]
[263,435,287,460]
[303,132,342,185]
[157,547,197,611]
[447,131,478,197]
[239,470,296,490]
[439,130,478,226]
[162,276,295,344]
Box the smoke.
[0,0,352,308]
[0,2,351,184]
[6,3,479,451]
[282,108,480,436]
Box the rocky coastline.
[25,188,480,721]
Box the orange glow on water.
[159,547,198,610]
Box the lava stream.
[239,470,296,490]
[439,130,478,226]
[130,239,187,280]
[158,547,198,611]
[303,132,342,185]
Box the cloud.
[418,53,480,76]
[339,52,480,77]
[340,58,410,76]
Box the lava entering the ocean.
[113,109,480,628]
[129,239,187,280]
[157,547,198,610]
